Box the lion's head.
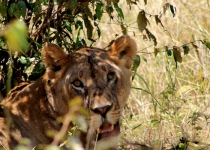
[0,35,137,150]
[42,35,137,149]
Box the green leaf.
[4,20,29,53]
[8,3,15,17]
[132,55,140,72]
[72,0,77,4]
[29,62,45,81]
[94,22,101,38]
[54,0,61,4]
[167,50,172,56]
[95,1,104,20]
[69,96,82,108]
[45,145,60,150]
[145,28,157,46]
[151,119,159,126]
[132,55,140,80]
[8,1,27,18]
[0,2,7,18]
[165,46,172,56]
[83,17,93,39]
[179,143,185,149]
[130,113,133,119]
[15,146,31,150]
[170,4,176,17]
[132,124,142,130]
[31,1,42,14]
[19,56,27,65]
[173,46,182,63]
[195,126,202,131]
[142,56,147,62]
[106,5,114,18]
[137,10,148,32]
[74,19,83,30]
[163,3,170,15]
[154,48,160,57]
[114,3,124,19]
[16,1,27,18]
[64,21,72,33]
[155,15,164,27]
[19,56,35,71]
[203,40,210,50]
[183,44,190,55]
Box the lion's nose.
[95,105,110,114]
[92,104,112,117]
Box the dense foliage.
[0,0,131,98]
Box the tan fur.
[0,35,137,150]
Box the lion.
[0,35,137,150]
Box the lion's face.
[42,36,137,149]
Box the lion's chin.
[89,121,120,150]
[97,121,120,141]
[87,121,120,150]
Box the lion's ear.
[108,35,137,69]
[42,43,68,71]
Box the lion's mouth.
[97,121,120,141]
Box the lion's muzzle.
[97,121,120,141]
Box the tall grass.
[94,0,210,149]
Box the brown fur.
[0,35,137,150]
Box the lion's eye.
[107,72,116,81]
[72,80,83,89]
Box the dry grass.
[93,0,210,149]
